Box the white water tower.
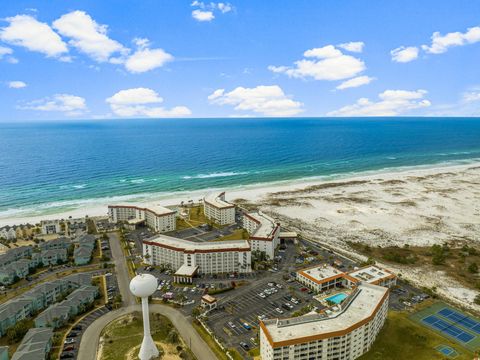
[129,274,159,360]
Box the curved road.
[78,303,217,360]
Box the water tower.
[129,273,159,360]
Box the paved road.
[77,304,217,360]
[108,232,136,306]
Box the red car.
[300,287,308,292]
[63,345,75,351]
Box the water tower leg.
[138,297,159,360]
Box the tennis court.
[411,302,480,352]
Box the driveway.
[77,304,217,360]
[108,232,136,306]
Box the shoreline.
[1,159,479,227]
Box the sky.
[0,0,480,121]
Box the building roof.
[109,204,175,217]
[297,264,345,284]
[204,192,235,209]
[174,264,199,277]
[261,284,388,347]
[279,231,297,238]
[244,211,279,240]
[347,265,396,285]
[144,234,250,253]
[12,328,53,360]
[201,294,217,303]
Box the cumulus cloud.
[192,10,215,22]
[0,15,68,57]
[191,1,233,22]
[20,94,87,115]
[106,88,191,117]
[208,85,303,116]
[0,46,13,58]
[8,81,27,88]
[338,41,364,53]
[422,26,480,54]
[390,46,419,63]
[268,45,366,81]
[53,10,126,62]
[327,89,431,116]
[124,38,173,73]
[336,76,374,90]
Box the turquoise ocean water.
[0,118,479,219]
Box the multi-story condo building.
[143,234,251,283]
[243,211,280,259]
[260,283,389,360]
[203,192,235,225]
[296,264,397,293]
[108,204,176,233]
[40,220,61,235]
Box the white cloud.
[336,76,374,90]
[328,89,431,116]
[390,46,419,63]
[462,91,480,103]
[8,81,27,88]
[124,48,172,73]
[0,46,13,57]
[422,26,480,54]
[192,10,215,22]
[0,15,68,57]
[106,88,191,117]
[338,41,364,53]
[208,85,303,116]
[191,2,232,21]
[268,45,366,81]
[20,94,87,115]
[53,10,126,62]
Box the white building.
[203,192,235,225]
[40,220,61,235]
[297,264,397,293]
[346,266,397,288]
[260,283,389,360]
[296,264,346,293]
[108,204,176,233]
[143,234,251,283]
[0,228,16,241]
[243,211,280,259]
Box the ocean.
[0,117,479,220]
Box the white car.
[275,308,284,314]
[258,293,266,298]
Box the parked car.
[275,307,284,314]
[240,342,250,351]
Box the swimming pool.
[325,293,347,304]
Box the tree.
[191,307,201,317]
[167,330,179,344]
[468,263,478,274]
[6,319,30,343]
[475,294,480,305]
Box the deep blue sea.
[0,118,480,220]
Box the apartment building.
[12,328,53,360]
[40,220,61,235]
[203,192,235,225]
[260,284,389,360]
[143,234,251,283]
[346,266,397,288]
[243,211,280,259]
[108,204,176,233]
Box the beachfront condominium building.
[243,211,280,259]
[40,220,61,235]
[260,283,389,360]
[108,204,176,233]
[203,192,235,225]
[297,264,397,293]
[143,234,251,283]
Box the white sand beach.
[1,162,479,308]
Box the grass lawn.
[192,320,229,360]
[100,312,195,360]
[213,229,249,242]
[359,311,473,360]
